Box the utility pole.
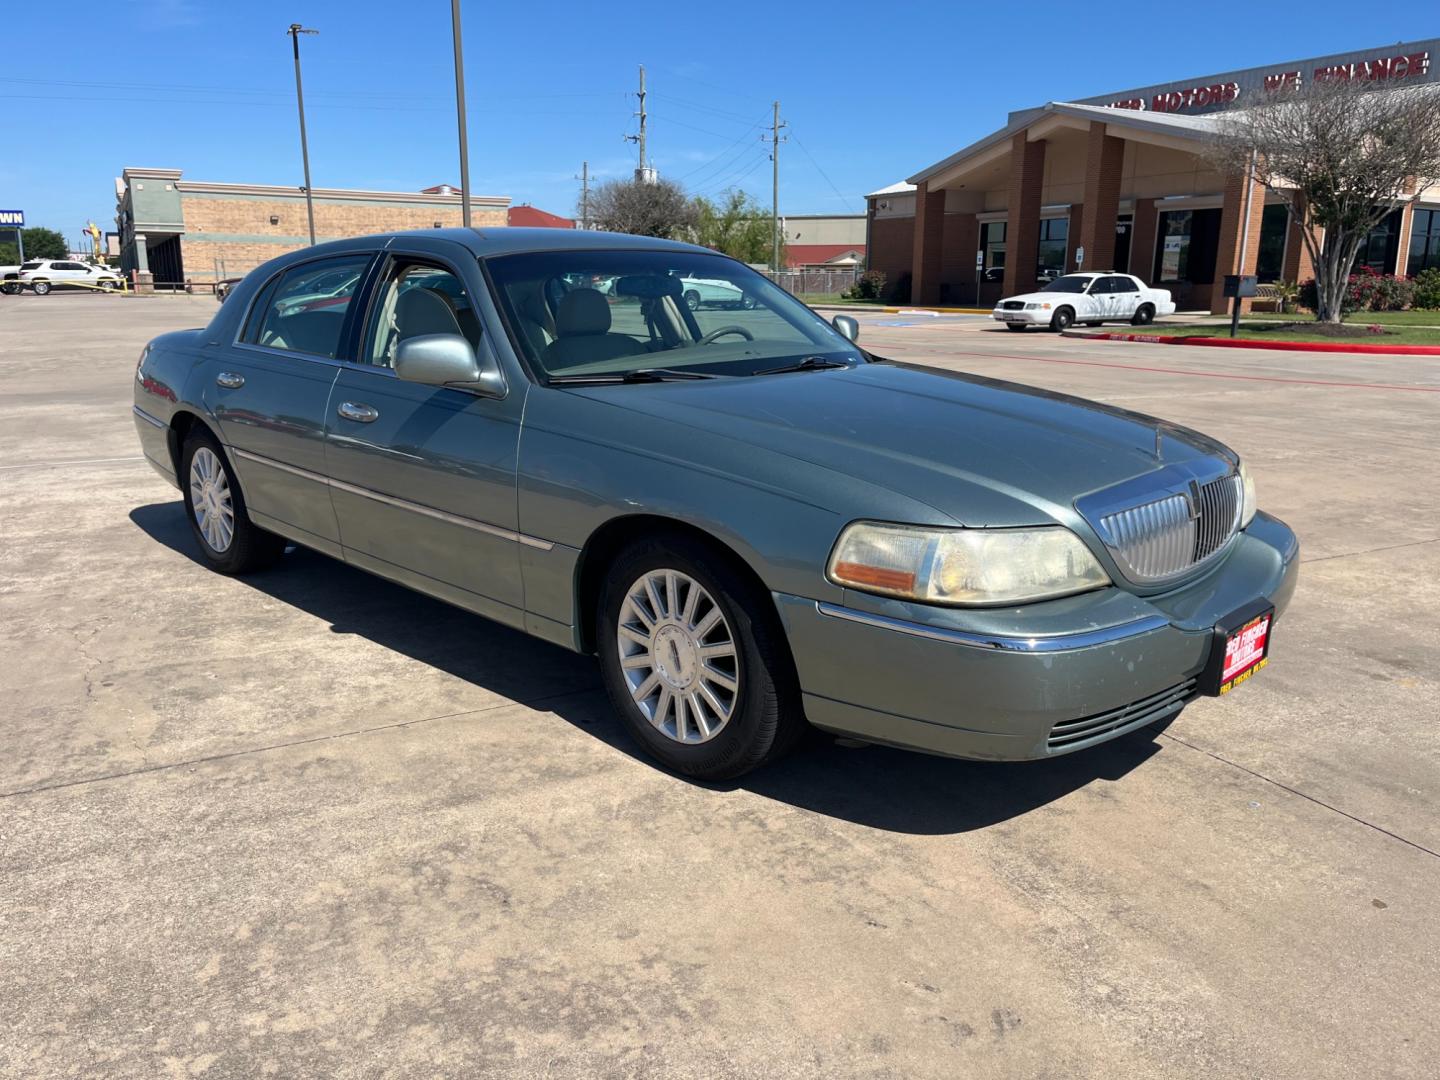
[575,161,590,229]
[625,65,650,182]
[450,0,472,227]
[768,100,787,272]
[287,24,319,246]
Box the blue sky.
[1,0,1431,244]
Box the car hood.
[997,290,1086,306]
[571,362,1231,527]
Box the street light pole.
[287,24,319,246]
[451,0,472,227]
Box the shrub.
[1299,267,1413,314]
[1271,280,1300,314]
[1412,267,1440,309]
[843,270,886,301]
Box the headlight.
[1238,460,1257,528]
[1024,302,1041,310]
[827,522,1110,606]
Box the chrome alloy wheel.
[189,446,235,553]
[617,569,740,744]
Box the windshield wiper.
[753,356,850,376]
[548,367,722,385]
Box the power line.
[789,130,861,213]
[672,114,770,184]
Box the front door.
[323,245,528,626]
[207,252,375,554]
[1106,275,1142,320]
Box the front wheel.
[1049,306,1073,332]
[596,536,804,780]
[1131,304,1155,326]
[684,289,701,311]
[101,280,118,292]
[181,428,286,574]
[31,280,50,296]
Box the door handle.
[337,401,379,423]
[215,371,245,389]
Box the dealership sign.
[0,210,23,228]
[1095,43,1434,114]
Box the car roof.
[275,227,717,262]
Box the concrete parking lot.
[2,293,1437,1078]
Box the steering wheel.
[696,325,755,345]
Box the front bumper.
[774,511,1299,761]
[992,308,1047,324]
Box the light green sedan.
[133,228,1298,779]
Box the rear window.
[20,262,40,271]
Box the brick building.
[866,40,1440,312]
[114,168,509,285]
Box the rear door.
[322,240,529,624]
[207,252,376,556]
[1106,275,1142,320]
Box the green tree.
[691,189,784,267]
[0,226,69,265]
[586,177,696,239]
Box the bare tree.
[585,176,697,239]
[1209,78,1440,322]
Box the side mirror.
[395,333,483,386]
[831,314,860,343]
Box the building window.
[1407,208,1440,276]
[981,221,1006,280]
[1036,218,1068,280]
[1156,210,1192,282]
[1354,209,1402,274]
[1256,204,1288,283]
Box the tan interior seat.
[541,288,646,370]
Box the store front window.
[1407,208,1440,276]
[1153,208,1221,285]
[1036,218,1068,281]
[1256,204,1289,283]
[1354,209,1402,274]
[981,221,1006,281]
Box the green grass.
[1244,309,1440,326]
[1154,321,1440,346]
[794,293,885,305]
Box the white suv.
[19,259,124,295]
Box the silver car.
[132,229,1298,779]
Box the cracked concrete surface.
[1,295,1437,1078]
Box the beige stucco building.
[115,168,509,284]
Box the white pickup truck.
[993,272,1175,332]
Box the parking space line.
[945,350,1440,393]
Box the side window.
[364,259,480,368]
[1110,276,1139,293]
[244,256,371,359]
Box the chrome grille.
[1047,678,1197,753]
[1094,473,1243,584]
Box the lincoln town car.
[132,229,1298,779]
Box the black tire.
[1005,323,1028,332]
[0,282,18,296]
[1049,306,1073,332]
[596,534,804,780]
[1131,304,1155,326]
[31,280,50,296]
[684,289,701,311]
[180,427,286,575]
[101,280,118,292]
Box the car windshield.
[486,249,864,380]
[1041,276,1093,293]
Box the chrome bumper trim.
[232,447,554,551]
[132,405,167,430]
[814,601,1172,653]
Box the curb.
[1062,329,1440,356]
[883,305,990,315]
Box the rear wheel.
[684,289,701,311]
[31,280,50,296]
[101,279,118,292]
[1049,306,1074,332]
[1131,304,1155,326]
[596,535,804,780]
[181,428,285,574]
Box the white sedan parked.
[993,272,1175,332]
